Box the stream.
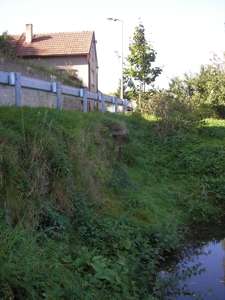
[157,225,225,299]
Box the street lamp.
[107,17,124,100]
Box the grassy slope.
[0,108,225,299]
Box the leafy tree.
[193,63,225,108]
[169,75,195,101]
[167,55,225,118]
[124,23,162,107]
[113,78,133,100]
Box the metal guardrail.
[0,71,132,112]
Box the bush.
[0,32,16,58]
[163,56,225,119]
[148,91,201,136]
[213,104,225,119]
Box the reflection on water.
[156,237,225,299]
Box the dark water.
[157,228,225,299]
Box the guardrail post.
[99,92,105,112]
[9,72,15,85]
[56,82,62,110]
[52,81,57,93]
[114,97,118,113]
[123,99,128,113]
[81,89,88,112]
[15,73,22,107]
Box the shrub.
[148,91,201,136]
[163,56,225,119]
[0,32,16,58]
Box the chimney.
[25,24,33,43]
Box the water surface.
[158,229,225,299]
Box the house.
[10,24,98,92]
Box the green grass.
[0,108,225,299]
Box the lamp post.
[107,17,124,100]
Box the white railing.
[0,71,132,112]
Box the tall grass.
[0,108,225,299]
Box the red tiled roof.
[10,31,94,57]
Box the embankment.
[0,108,224,299]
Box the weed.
[0,108,225,298]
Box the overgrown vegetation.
[1,21,225,298]
[167,55,225,118]
[122,23,225,124]
[0,32,83,87]
[0,108,225,299]
[130,55,225,125]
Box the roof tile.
[10,31,94,57]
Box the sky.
[1,0,225,93]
